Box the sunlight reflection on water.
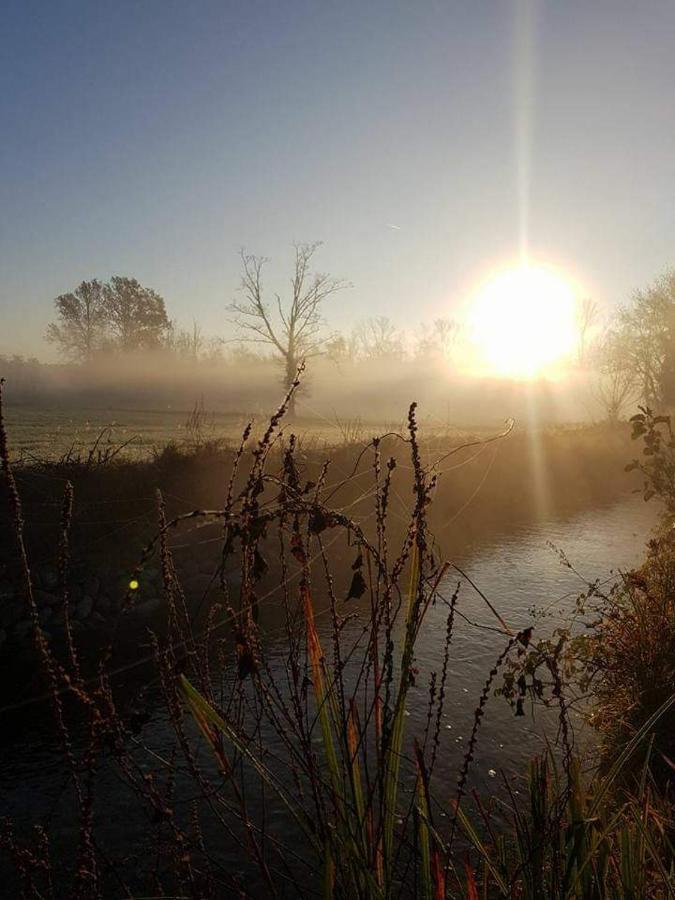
[0,493,661,884]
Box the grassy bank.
[2,415,635,584]
[572,409,675,769]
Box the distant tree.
[616,271,675,407]
[324,333,349,364]
[591,329,638,423]
[325,331,360,366]
[227,342,266,364]
[433,317,459,356]
[166,320,205,361]
[229,242,347,416]
[45,279,107,361]
[203,337,226,362]
[0,354,44,397]
[577,297,600,365]
[356,316,404,360]
[104,276,170,352]
[415,317,459,360]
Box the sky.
[2,0,675,359]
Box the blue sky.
[3,0,675,358]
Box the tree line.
[45,244,460,378]
[45,243,675,420]
[589,270,675,421]
[46,276,171,359]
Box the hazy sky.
[3,0,675,359]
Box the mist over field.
[1,349,604,425]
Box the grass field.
[3,404,248,460]
[3,402,496,462]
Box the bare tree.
[415,317,459,360]
[202,337,225,362]
[325,333,353,366]
[355,316,404,360]
[433,317,459,356]
[45,279,107,361]
[325,330,362,366]
[593,367,638,424]
[167,319,205,361]
[577,297,600,365]
[590,329,639,423]
[229,242,347,415]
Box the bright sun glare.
[468,265,578,378]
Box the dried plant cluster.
[0,374,673,899]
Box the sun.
[467,265,578,378]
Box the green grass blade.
[452,801,509,895]
[589,692,675,817]
[323,839,335,900]
[179,674,321,853]
[628,806,675,897]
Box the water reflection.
[0,494,660,884]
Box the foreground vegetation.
[0,376,673,898]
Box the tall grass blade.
[628,806,675,897]
[323,840,335,900]
[589,691,675,817]
[179,674,321,853]
[382,543,420,884]
[452,801,509,894]
[302,581,342,799]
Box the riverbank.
[0,420,636,658]
[1,391,671,897]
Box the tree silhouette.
[355,316,404,359]
[45,279,107,361]
[166,320,205,361]
[104,276,170,352]
[415,317,459,360]
[617,270,675,407]
[229,242,346,415]
[591,329,638,423]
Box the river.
[0,492,661,889]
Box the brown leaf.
[252,549,268,580]
[308,507,328,534]
[464,855,479,900]
[346,569,367,601]
[290,531,307,566]
[235,630,257,679]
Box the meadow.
[2,402,490,462]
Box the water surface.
[0,493,660,886]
